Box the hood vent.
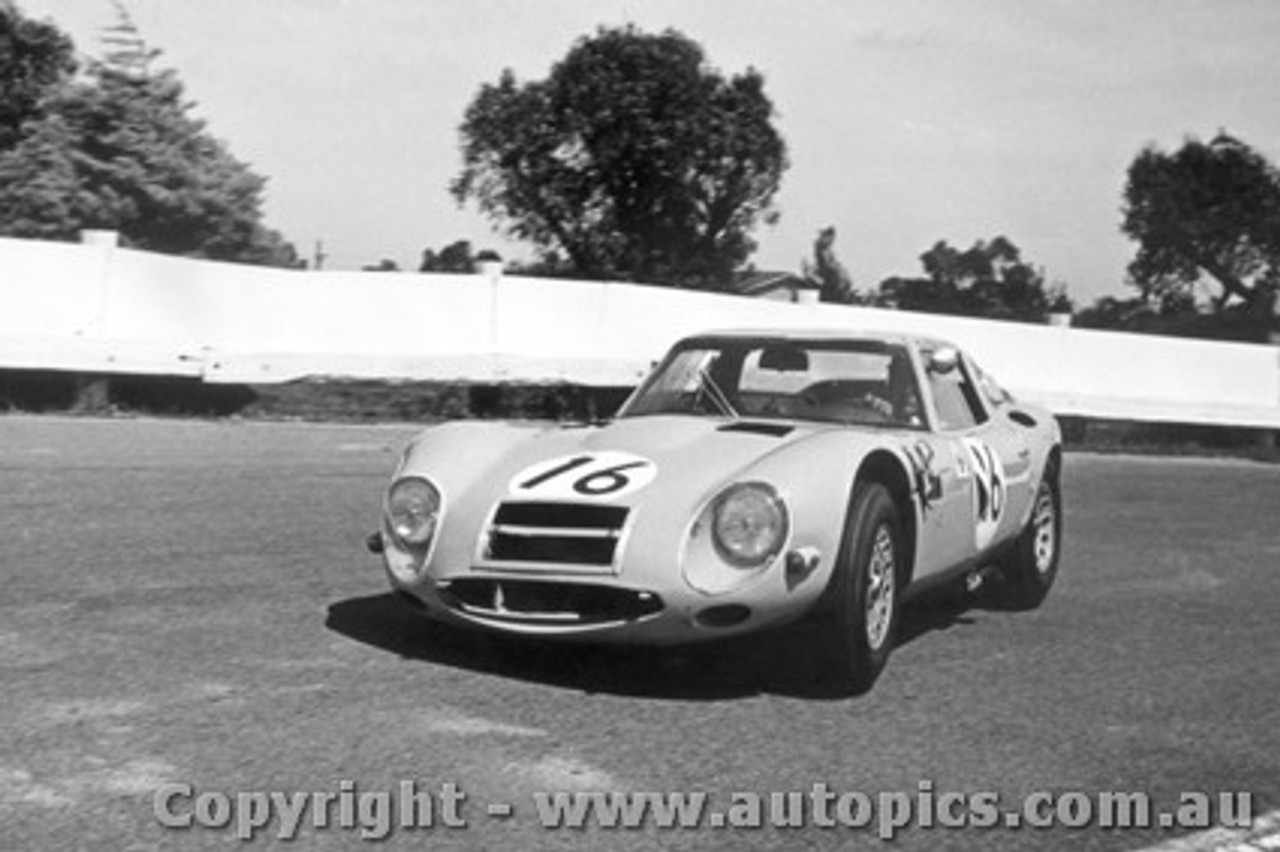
[717,421,795,437]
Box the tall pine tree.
[0,2,296,265]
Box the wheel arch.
[852,449,918,585]
[1042,442,1064,501]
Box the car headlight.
[710,483,788,568]
[386,477,441,548]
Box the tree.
[97,0,153,78]
[1072,291,1272,343]
[803,225,858,303]
[1121,132,1280,340]
[0,4,296,266]
[0,3,77,151]
[876,237,1060,322]
[419,239,475,273]
[451,25,788,289]
[1073,295,1165,332]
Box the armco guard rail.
[2,235,1278,428]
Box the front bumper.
[374,537,828,645]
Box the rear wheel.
[997,467,1061,609]
[817,482,903,694]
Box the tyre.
[817,482,904,695]
[997,466,1062,610]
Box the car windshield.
[619,338,925,428]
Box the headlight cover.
[385,476,441,549]
[711,483,789,568]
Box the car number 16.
[509,452,658,501]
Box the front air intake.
[481,501,630,572]
[443,578,662,625]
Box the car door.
[963,355,1034,552]
[912,343,1037,574]
[907,344,991,579]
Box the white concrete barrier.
[2,235,1278,427]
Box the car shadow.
[325,592,774,700]
[325,587,994,702]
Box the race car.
[367,329,1063,692]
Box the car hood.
[485,413,823,480]
[549,415,824,473]
[401,414,861,525]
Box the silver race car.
[368,329,1063,692]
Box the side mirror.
[927,347,961,375]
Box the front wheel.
[816,482,903,695]
[997,467,1062,609]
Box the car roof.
[679,327,956,351]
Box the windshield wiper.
[697,369,739,419]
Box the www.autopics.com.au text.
[152,780,1254,842]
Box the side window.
[924,352,988,432]
[971,362,1011,408]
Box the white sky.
[17,0,1280,302]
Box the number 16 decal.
[510,452,657,501]
[962,438,1006,550]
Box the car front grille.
[442,578,662,626]
[480,501,629,573]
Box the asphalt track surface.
[1,415,1277,851]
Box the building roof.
[730,270,815,297]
